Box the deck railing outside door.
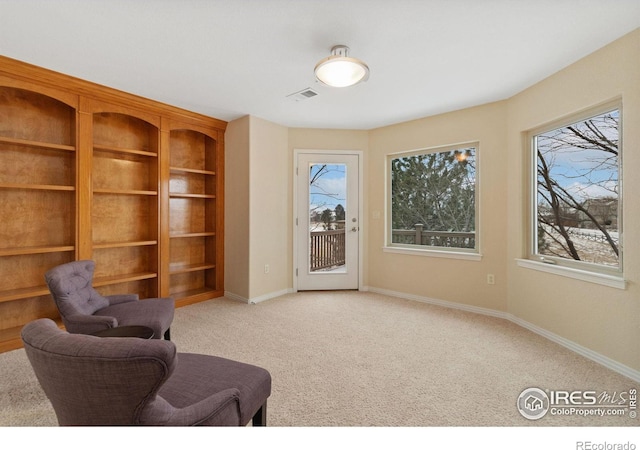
[309,225,475,272]
[310,229,345,271]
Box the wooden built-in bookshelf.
[168,126,223,305]
[0,57,225,352]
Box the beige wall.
[506,29,640,371]
[224,116,250,299]
[225,115,290,300]
[248,116,289,299]
[225,28,639,372]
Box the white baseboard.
[224,291,249,304]
[368,287,510,320]
[368,286,640,383]
[508,314,640,383]
[225,288,294,305]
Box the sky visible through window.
[534,108,620,268]
[309,163,346,214]
[536,110,619,203]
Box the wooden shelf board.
[93,271,158,287]
[93,188,158,196]
[93,240,157,249]
[169,192,216,199]
[0,182,75,191]
[0,335,25,353]
[0,136,75,152]
[0,285,51,303]
[0,319,64,353]
[93,144,157,158]
[169,232,216,239]
[170,166,215,176]
[172,287,222,307]
[169,262,216,275]
[0,245,74,257]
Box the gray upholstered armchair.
[45,260,174,340]
[21,318,272,426]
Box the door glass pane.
[308,163,346,273]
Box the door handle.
[351,227,359,232]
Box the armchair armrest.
[105,294,139,305]
[158,388,241,426]
[64,314,118,335]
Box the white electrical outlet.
[487,274,495,285]
[264,264,270,274]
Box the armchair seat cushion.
[98,297,174,339]
[159,353,272,426]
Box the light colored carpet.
[0,291,637,426]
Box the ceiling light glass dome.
[314,45,369,88]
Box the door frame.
[293,149,364,292]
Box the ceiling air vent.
[286,88,319,102]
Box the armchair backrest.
[21,318,177,425]
[44,260,109,319]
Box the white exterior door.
[295,151,360,290]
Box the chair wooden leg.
[252,402,267,426]
[164,328,171,341]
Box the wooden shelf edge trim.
[169,232,216,238]
[93,188,158,196]
[0,286,51,303]
[173,288,223,308]
[0,336,25,353]
[0,245,75,256]
[169,193,216,199]
[0,319,64,353]
[169,263,216,274]
[94,144,157,158]
[170,166,216,176]
[0,183,75,191]
[93,240,158,249]
[93,272,158,287]
[0,135,75,152]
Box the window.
[530,104,621,276]
[388,143,478,255]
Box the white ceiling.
[1,0,639,130]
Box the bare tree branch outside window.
[308,164,346,231]
[534,109,620,269]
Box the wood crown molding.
[0,54,227,131]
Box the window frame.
[385,142,481,260]
[524,100,624,285]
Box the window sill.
[383,246,482,261]
[516,259,626,289]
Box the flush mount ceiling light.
[314,45,369,88]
